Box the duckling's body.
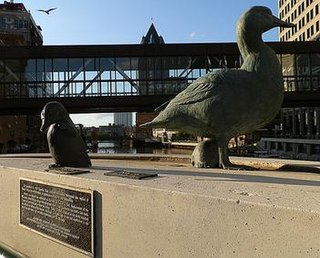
[141,6,294,169]
[40,101,91,168]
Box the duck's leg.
[218,140,256,171]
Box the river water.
[94,140,193,155]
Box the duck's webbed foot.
[220,161,258,171]
[48,163,62,169]
[218,141,258,171]
[191,139,219,168]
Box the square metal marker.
[104,170,158,180]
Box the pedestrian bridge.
[0,41,319,115]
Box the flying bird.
[141,6,295,170]
[37,8,57,15]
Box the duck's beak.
[272,16,295,28]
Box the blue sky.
[25,0,280,126]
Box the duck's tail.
[139,112,172,128]
[140,119,167,129]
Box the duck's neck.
[237,24,282,81]
[237,23,265,60]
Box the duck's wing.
[167,69,255,107]
[141,69,258,129]
[48,123,77,143]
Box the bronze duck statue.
[40,101,91,168]
[141,6,294,170]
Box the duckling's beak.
[40,111,48,133]
[40,120,48,133]
[272,16,295,28]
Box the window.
[280,0,283,7]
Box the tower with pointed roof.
[140,23,165,45]
[113,23,165,131]
[135,24,168,141]
[138,23,167,95]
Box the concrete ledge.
[0,241,27,258]
[1,153,320,171]
[0,157,320,257]
[0,153,191,163]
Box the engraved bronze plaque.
[104,170,158,179]
[19,179,93,256]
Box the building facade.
[259,0,320,160]
[0,1,42,46]
[279,0,320,41]
[0,1,43,152]
[114,112,133,127]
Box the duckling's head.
[238,6,294,35]
[40,101,70,132]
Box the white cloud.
[70,113,114,127]
[189,32,196,38]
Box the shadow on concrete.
[91,166,320,187]
[278,164,320,174]
[94,191,103,258]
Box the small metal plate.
[45,167,90,175]
[104,170,158,180]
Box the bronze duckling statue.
[40,101,91,168]
[141,6,294,170]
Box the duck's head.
[40,101,70,132]
[238,6,294,35]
